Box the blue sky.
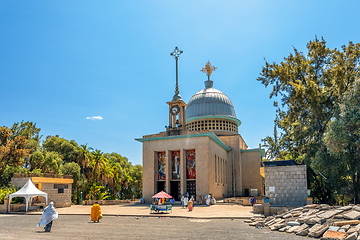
[1,1,359,166]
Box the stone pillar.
[180,149,186,197]
[264,202,270,217]
[4,198,9,213]
[165,150,171,194]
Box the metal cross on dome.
[201,61,217,81]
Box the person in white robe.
[38,202,58,232]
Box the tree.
[88,182,105,200]
[10,121,42,143]
[28,150,44,171]
[62,162,81,203]
[41,151,62,174]
[43,136,81,163]
[0,126,31,184]
[258,38,360,203]
[258,38,360,162]
[90,150,108,182]
[321,79,360,203]
[130,165,143,198]
[78,144,93,175]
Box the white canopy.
[8,179,48,212]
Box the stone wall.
[265,165,307,206]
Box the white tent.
[8,179,48,212]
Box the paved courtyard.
[0,214,311,240]
[26,204,256,219]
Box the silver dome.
[186,80,237,120]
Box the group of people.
[181,194,195,211]
[38,201,102,232]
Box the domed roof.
[186,80,237,121]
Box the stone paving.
[26,203,256,219]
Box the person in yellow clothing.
[90,202,102,223]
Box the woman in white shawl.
[38,202,58,232]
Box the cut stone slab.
[344,211,360,220]
[305,204,318,209]
[346,232,358,240]
[297,229,309,236]
[353,206,360,212]
[286,225,300,233]
[287,221,301,226]
[292,211,302,217]
[291,207,304,212]
[339,206,353,211]
[321,230,347,240]
[279,226,291,232]
[328,226,340,231]
[282,213,292,219]
[318,209,343,219]
[265,218,278,226]
[306,217,326,225]
[270,222,286,231]
[256,221,266,227]
[320,204,331,210]
[335,220,360,226]
[308,224,329,238]
[298,215,315,224]
[339,224,351,232]
[249,221,258,226]
[244,219,253,223]
[347,224,360,234]
[294,224,309,235]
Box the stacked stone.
[246,204,360,240]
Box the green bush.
[0,187,16,204]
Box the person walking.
[90,202,102,223]
[184,196,189,208]
[38,202,58,232]
[188,198,194,211]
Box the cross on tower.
[170,47,183,99]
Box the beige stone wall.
[142,136,230,203]
[141,133,263,202]
[11,177,72,208]
[219,134,256,197]
[208,139,228,199]
[218,135,240,196]
[241,151,263,196]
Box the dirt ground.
[0,214,311,240]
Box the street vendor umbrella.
[152,191,172,199]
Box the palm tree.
[91,149,108,182]
[78,144,93,175]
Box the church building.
[136,47,264,203]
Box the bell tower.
[166,47,187,135]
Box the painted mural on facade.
[158,152,166,180]
[172,151,180,180]
[186,150,196,179]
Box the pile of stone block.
[245,204,360,240]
